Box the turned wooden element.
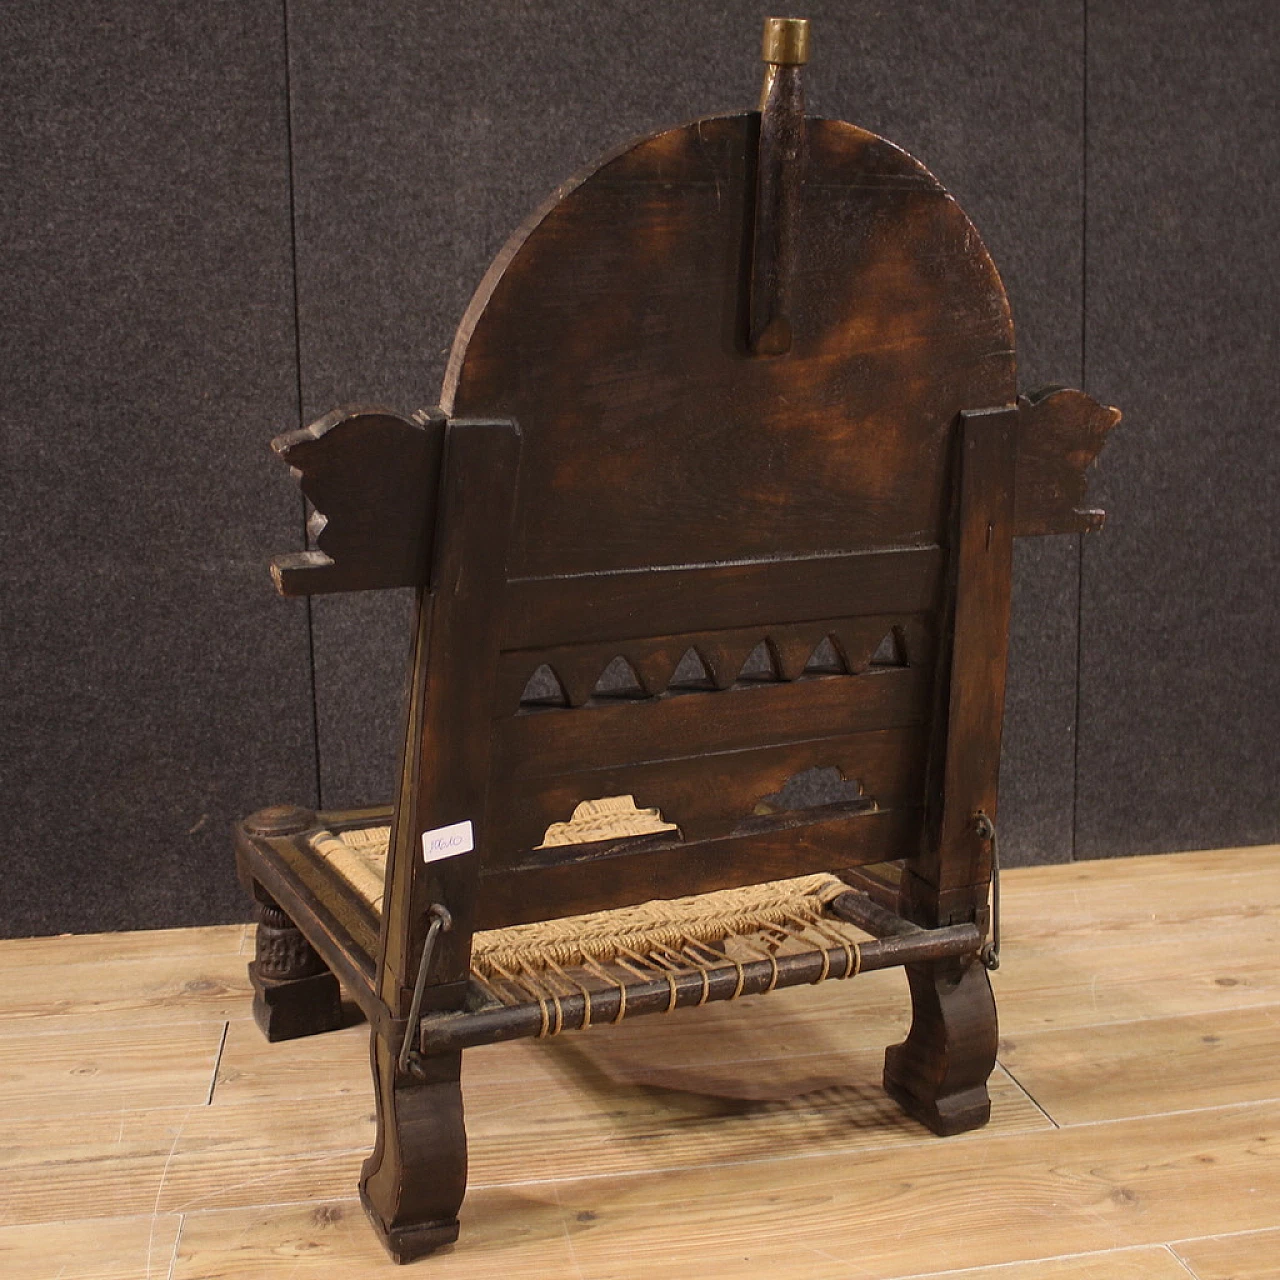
[749,17,809,355]
[244,809,344,1042]
[255,900,326,981]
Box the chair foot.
[883,955,997,1137]
[360,1037,468,1263]
[360,1192,460,1265]
[249,895,343,1042]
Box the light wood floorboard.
[885,1246,1199,1279]
[0,1213,184,1280]
[1173,1226,1280,1279]
[0,844,1276,1278]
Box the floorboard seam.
[994,1060,1060,1128]
[885,1242,1174,1280]
[1163,1242,1203,1278]
[1171,1224,1280,1248]
[1033,1094,1280,1131]
[205,1022,230,1105]
[999,996,1280,1037]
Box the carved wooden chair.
[234,19,1118,1263]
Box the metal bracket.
[398,903,453,1077]
[975,811,1000,971]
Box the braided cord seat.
[309,823,866,1037]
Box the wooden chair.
[233,19,1118,1263]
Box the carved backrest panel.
[472,545,940,929]
[267,112,1116,952]
[436,116,1030,929]
[445,115,1016,578]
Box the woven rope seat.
[309,823,868,1038]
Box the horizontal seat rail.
[417,911,981,1056]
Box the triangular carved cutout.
[592,655,647,700]
[870,627,908,667]
[519,663,569,708]
[668,646,715,691]
[803,634,848,676]
[737,640,779,683]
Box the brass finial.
[761,16,810,66]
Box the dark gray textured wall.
[2,5,317,937]
[1078,2,1279,855]
[2,2,1274,938]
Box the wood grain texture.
[171,1194,575,1279]
[0,953,250,1034]
[1174,1227,1280,1280]
[378,420,522,1011]
[997,843,1280,951]
[488,724,925,856]
[1000,1005,1280,1124]
[446,116,1014,579]
[541,1101,1280,1278]
[749,64,806,354]
[495,664,930,779]
[918,405,1019,895]
[476,806,919,929]
[0,1214,184,1280]
[0,1021,227,1119]
[4,849,1280,1278]
[502,547,943,651]
[495,613,930,714]
[0,923,248,971]
[883,1249,1200,1280]
[1,1108,193,1226]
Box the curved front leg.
[360,1034,467,1263]
[883,952,998,1135]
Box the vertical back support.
[361,418,521,1261]
[885,405,1017,1135]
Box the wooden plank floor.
[1,845,1278,1279]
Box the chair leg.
[360,1035,467,1263]
[883,953,998,1136]
[248,891,343,1042]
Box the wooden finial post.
[749,17,809,356]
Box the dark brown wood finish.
[247,888,343,1043]
[496,662,930,778]
[235,25,1119,1261]
[476,806,919,930]
[926,406,1020,894]
[749,57,807,355]
[360,420,520,1260]
[235,806,345,1041]
[1012,387,1122,536]
[487,725,926,861]
[503,546,944,651]
[883,407,1019,1135]
[269,407,446,596]
[445,117,1016,578]
[417,921,981,1055]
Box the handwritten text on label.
[422,819,474,864]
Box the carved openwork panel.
[505,616,927,714]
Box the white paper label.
[421,819,474,863]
